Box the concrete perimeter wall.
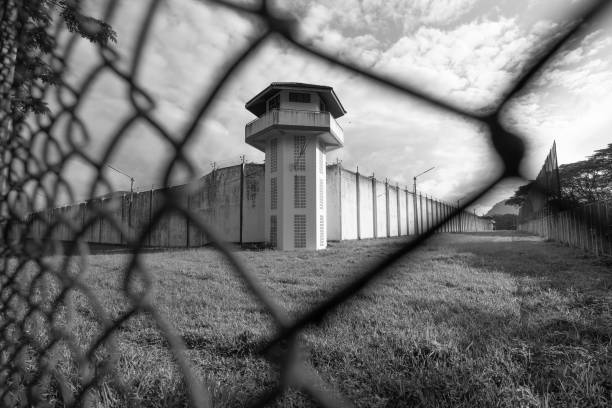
[326,164,492,240]
[30,162,492,248]
[29,163,266,247]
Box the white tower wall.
[245,83,345,250]
[264,134,327,250]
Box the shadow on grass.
[449,237,612,293]
[310,293,611,407]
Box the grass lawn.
[11,232,612,407]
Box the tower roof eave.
[245,82,347,119]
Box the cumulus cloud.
[48,0,612,213]
[373,18,558,111]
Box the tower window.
[270,215,277,247]
[319,149,325,174]
[289,92,311,103]
[294,135,306,171]
[267,93,280,111]
[294,175,306,209]
[271,177,277,210]
[270,138,277,173]
[320,215,325,247]
[319,179,324,210]
[294,215,306,248]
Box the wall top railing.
[245,109,344,144]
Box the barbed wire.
[1,0,610,406]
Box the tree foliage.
[9,0,116,119]
[491,214,517,230]
[508,143,612,208]
[506,182,535,207]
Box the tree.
[491,214,517,230]
[558,159,611,204]
[506,181,535,207]
[5,0,116,120]
[589,143,612,181]
[1,0,116,223]
[508,143,612,208]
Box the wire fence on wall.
[519,200,612,257]
[1,0,611,406]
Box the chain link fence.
[1,0,610,406]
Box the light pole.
[413,166,435,235]
[105,163,134,193]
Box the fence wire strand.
[1,0,610,406]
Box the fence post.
[606,200,612,256]
[239,157,245,246]
[605,201,612,256]
[457,201,462,233]
[186,188,191,248]
[436,200,441,232]
[149,188,153,247]
[419,193,424,234]
[385,178,390,237]
[396,183,401,236]
[424,196,429,232]
[443,203,448,232]
[430,197,434,231]
[372,173,377,238]
[405,188,410,235]
[167,190,171,247]
[338,162,343,240]
[98,200,103,243]
[431,198,435,232]
[356,168,361,239]
[413,190,418,235]
[82,202,86,240]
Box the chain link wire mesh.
[1,0,610,406]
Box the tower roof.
[245,82,347,118]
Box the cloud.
[411,0,480,24]
[373,18,558,111]
[45,0,612,215]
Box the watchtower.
[245,83,346,250]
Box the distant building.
[245,83,346,250]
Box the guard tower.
[245,83,346,250]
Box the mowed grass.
[27,232,612,406]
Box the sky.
[51,0,612,214]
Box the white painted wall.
[326,164,341,241]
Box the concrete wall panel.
[340,168,358,240]
[358,174,374,239]
[388,186,398,237]
[398,189,407,236]
[85,200,102,243]
[375,180,387,237]
[100,197,122,244]
[242,163,265,243]
[416,195,424,235]
[326,164,341,241]
[167,186,188,247]
[131,191,151,244]
[200,166,241,243]
[150,190,169,247]
[187,185,203,247]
